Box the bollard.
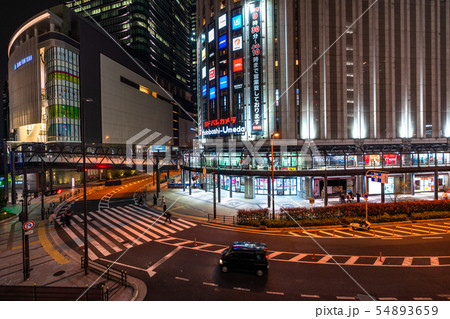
[392,229,395,237]
[315,230,317,236]
[299,229,302,234]
[411,227,413,235]
[352,230,355,237]
[194,237,197,247]
[333,230,335,237]
[312,253,316,260]
[379,251,383,262]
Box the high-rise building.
[64,0,197,146]
[186,0,450,200]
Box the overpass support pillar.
[244,176,255,199]
[229,176,232,198]
[434,170,439,200]
[381,182,385,203]
[304,177,312,199]
[156,152,160,196]
[217,173,221,203]
[410,173,415,196]
[324,175,328,206]
[182,169,185,192]
[267,176,271,207]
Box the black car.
[219,242,268,276]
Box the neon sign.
[209,87,216,99]
[232,15,242,30]
[14,55,32,70]
[209,67,215,81]
[219,34,227,49]
[219,14,227,29]
[208,28,215,43]
[233,58,243,72]
[249,1,263,134]
[202,84,207,97]
[233,36,242,51]
[219,76,228,90]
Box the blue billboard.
[232,15,242,30]
[218,34,227,49]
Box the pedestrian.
[48,211,56,225]
[153,193,157,206]
[356,192,361,203]
[339,192,346,204]
[163,203,167,212]
[60,212,67,226]
[65,209,72,227]
[138,195,143,206]
[164,210,172,224]
[443,190,448,200]
[161,196,166,206]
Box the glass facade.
[44,46,80,142]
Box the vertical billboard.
[249,1,263,134]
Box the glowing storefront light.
[232,36,242,51]
[14,55,33,70]
[232,15,242,30]
[208,28,215,43]
[218,14,227,29]
[219,75,228,90]
[218,34,227,49]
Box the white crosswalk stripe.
[56,205,196,260]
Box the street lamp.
[81,97,93,275]
[271,132,280,219]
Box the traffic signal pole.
[41,160,45,220]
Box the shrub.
[411,211,450,220]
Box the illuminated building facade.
[187,0,450,199]
[8,5,173,144]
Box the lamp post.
[81,97,93,275]
[271,132,280,219]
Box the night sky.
[0,0,62,87]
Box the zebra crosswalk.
[56,204,197,260]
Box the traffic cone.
[312,253,316,260]
[379,251,383,262]
[410,227,413,235]
[392,229,395,236]
[315,230,317,236]
[194,237,197,247]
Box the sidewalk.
[0,185,143,301]
[156,181,442,221]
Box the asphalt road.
[62,176,450,301]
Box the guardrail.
[81,257,128,287]
[0,284,106,301]
[207,214,236,224]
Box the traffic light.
[56,189,63,195]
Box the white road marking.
[98,258,146,271]
[344,256,359,265]
[175,277,190,282]
[430,257,439,266]
[233,287,250,292]
[378,297,398,301]
[422,237,443,240]
[147,246,182,277]
[203,282,218,287]
[402,257,413,266]
[266,291,284,296]
[90,211,143,245]
[301,294,320,298]
[108,208,161,239]
[290,254,307,262]
[70,217,110,256]
[194,244,212,250]
[317,255,332,264]
[336,296,356,300]
[319,230,341,237]
[289,232,301,237]
[380,237,403,240]
[101,209,154,242]
[73,215,122,253]
[268,252,283,259]
[413,297,433,301]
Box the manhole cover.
[53,270,65,277]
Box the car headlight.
[219,259,223,265]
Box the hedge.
[0,211,15,222]
[236,200,450,227]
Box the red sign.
[209,67,215,81]
[204,117,237,128]
[23,220,35,231]
[233,58,243,72]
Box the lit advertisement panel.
[232,15,242,30]
[219,76,228,90]
[219,14,227,29]
[202,66,206,79]
[209,67,215,81]
[202,48,206,61]
[14,55,33,70]
[218,34,227,49]
[208,28,215,43]
[249,1,263,134]
[202,84,207,96]
[209,87,216,100]
[232,36,242,51]
[233,58,243,72]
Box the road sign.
[24,230,33,236]
[363,194,369,200]
[309,198,315,204]
[371,172,389,184]
[23,221,35,231]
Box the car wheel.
[221,266,228,273]
[256,269,264,277]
